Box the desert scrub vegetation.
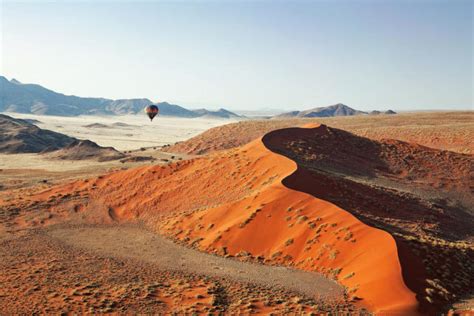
[329,268,342,279]
[328,250,339,260]
[213,234,222,243]
[271,251,282,259]
[191,237,204,247]
[343,231,353,241]
[239,208,262,228]
[387,231,474,310]
[261,175,278,186]
[297,215,308,223]
[315,223,328,234]
[235,250,252,258]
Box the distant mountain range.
[191,108,241,119]
[369,109,397,115]
[276,103,396,118]
[0,76,240,118]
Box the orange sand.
[160,135,419,314]
[17,125,420,314]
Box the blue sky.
[1,0,472,111]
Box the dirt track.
[47,225,343,300]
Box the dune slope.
[5,125,472,314]
[158,127,419,314]
[264,125,474,313]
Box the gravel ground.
[47,224,344,300]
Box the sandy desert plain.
[0,111,473,315]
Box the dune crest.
[11,125,424,314]
[158,126,419,314]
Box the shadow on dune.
[262,125,474,315]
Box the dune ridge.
[5,125,443,314]
[165,112,474,155]
[157,125,419,314]
[262,124,473,313]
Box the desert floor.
[0,112,472,314]
[1,224,352,314]
[0,113,234,190]
[1,112,238,150]
[0,114,360,314]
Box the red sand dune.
[19,126,420,314]
[158,129,419,314]
[261,124,473,314]
[8,124,472,314]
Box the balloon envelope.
[145,105,159,121]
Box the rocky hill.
[0,114,123,160]
[47,139,125,161]
[0,114,75,153]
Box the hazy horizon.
[1,0,472,112]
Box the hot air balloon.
[145,105,159,121]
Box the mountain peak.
[276,103,366,118]
[0,77,234,118]
[330,103,350,108]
